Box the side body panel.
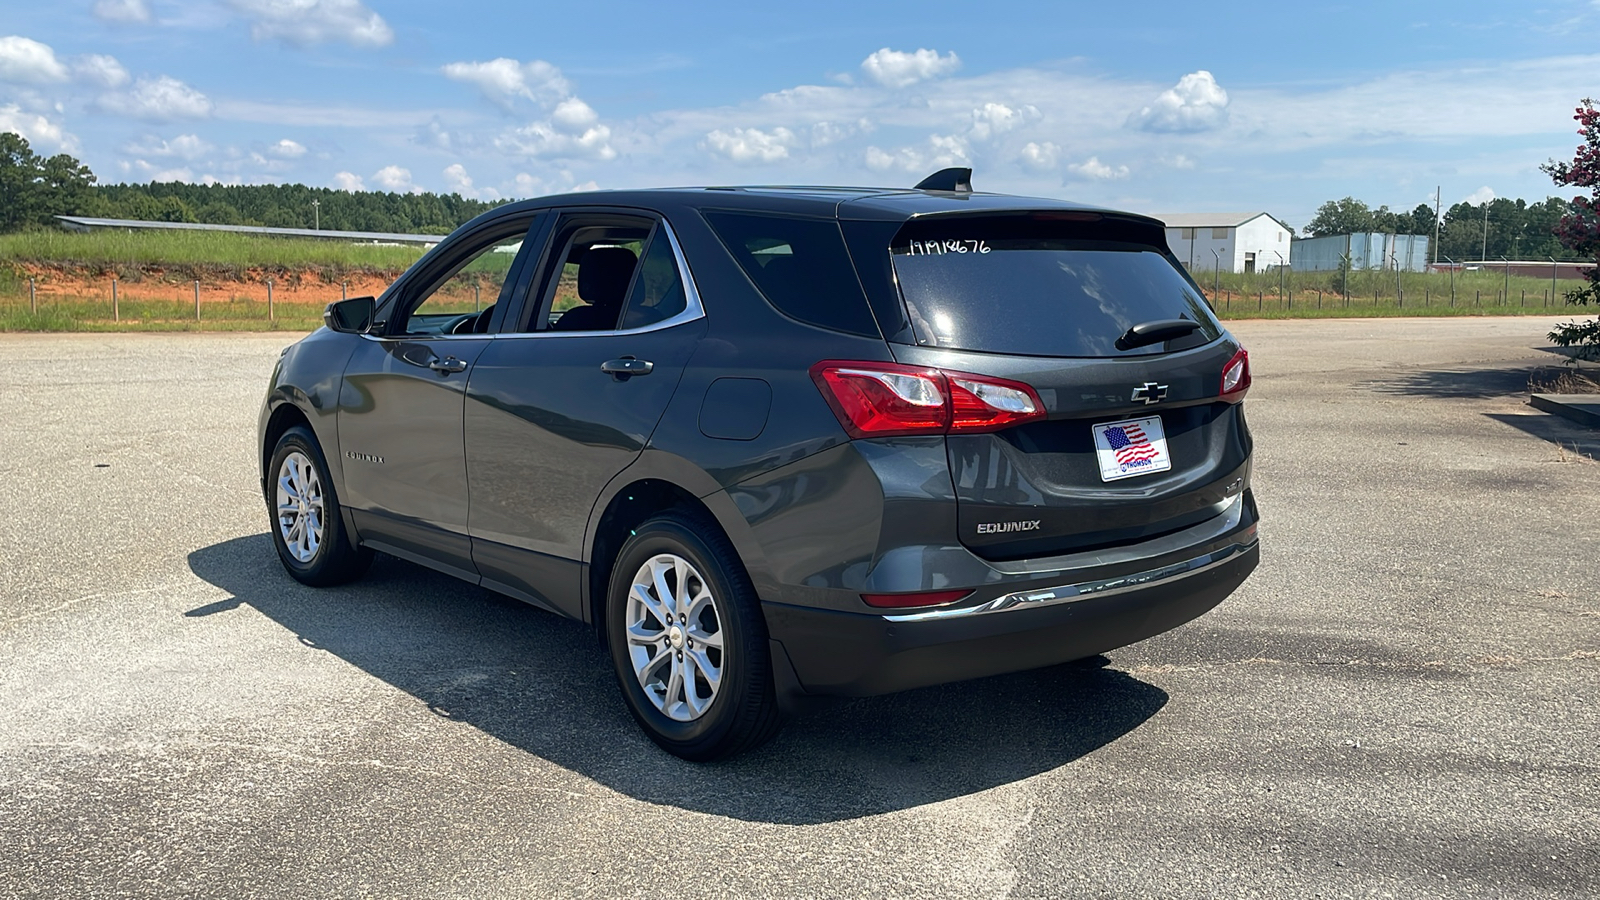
[338,336,491,578]
[464,320,705,619]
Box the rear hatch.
[858,210,1252,561]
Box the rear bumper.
[764,538,1258,701]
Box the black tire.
[605,510,783,761]
[267,425,373,586]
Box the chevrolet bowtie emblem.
[1131,382,1169,405]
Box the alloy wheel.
[625,553,725,721]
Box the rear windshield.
[891,235,1220,357]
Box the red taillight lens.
[1220,347,1250,402]
[861,589,973,609]
[810,361,1046,437]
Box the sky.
[2,0,1598,232]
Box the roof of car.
[493,185,1147,224]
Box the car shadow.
[187,534,1167,825]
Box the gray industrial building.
[1291,233,1430,272]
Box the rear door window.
[703,210,879,337]
[890,224,1220,357]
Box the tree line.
[1,132,502,236]
[1303,194,1580,261]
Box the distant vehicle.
[258,168,1260,760]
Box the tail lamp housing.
[810,361,1047,438]
[1220,347,1251,402]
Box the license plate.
[1092,415,1173,482]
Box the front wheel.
[267,425,372,586]
[606,511,782,761]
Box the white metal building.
[1153,212,1293,274]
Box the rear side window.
[891,223,1220,357]
[703,211,879,337]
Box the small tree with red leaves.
[1542,99,1600,360]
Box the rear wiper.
[1115,318,1202,351]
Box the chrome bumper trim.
[882,535,1258,623]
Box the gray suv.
[259,168,1259,760]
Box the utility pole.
[1481,204,1489,261]
[1500,255,1510,304]
[1432,185,1441,266]
[312,198,321,231]
[1211,248,1222,298]
[1444,255,1456,305]
[1551,256,1560,306]
[1273,251,1285,304]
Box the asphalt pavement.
[0,318,1595,899]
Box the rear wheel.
[268,425,372,586]
[606,511,782,761]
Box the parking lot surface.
[1,317,1596,899]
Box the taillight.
[810,361,1045,438]
[1220,347,1250,402]
[861,589,973,609]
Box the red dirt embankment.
[16,265,398,306]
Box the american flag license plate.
[1092,415,1173,482]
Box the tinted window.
[619,230,687,330]
[703,211,879,337]
[891,238,1220,357]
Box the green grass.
[0,228,427,282]
[0,294,325,332]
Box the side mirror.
[325,296,376,334]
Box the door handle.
[429,356,468,374]
[600,357,654,378]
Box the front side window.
[394,220,537,335]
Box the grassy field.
[0,229,427,285]
[0,228,1593,331]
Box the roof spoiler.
[913,167,972,193]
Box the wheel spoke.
[664,655,685,714]
[630,582,670,630]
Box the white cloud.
[1018,141,1059,172]
[268,138,306,158]
[969,102,1039,141]
[93,0,152,24]
[442,58,570,110]
[100,75,213,121]
[809,119,870,147]
[442,163,473,194]
[551,96,599,130]
[416,119,453,150]
[496,120,616,161]
[1161,154,1197,170]
[0,104,75,151]
[0,36,70,84]
[440,162,499,199]
[129,159,195,182]
[76,55,131,88]
[1128,70,1230,133]
[701,126,796,164]
[1067,156,1130,180]
[226,0,393,48]
[125,133,212,159]
[331,171,364,191]
[864,133,970,174]
[1464,185,1496,205]
[860,47,961,89]
[372,164,423,194]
